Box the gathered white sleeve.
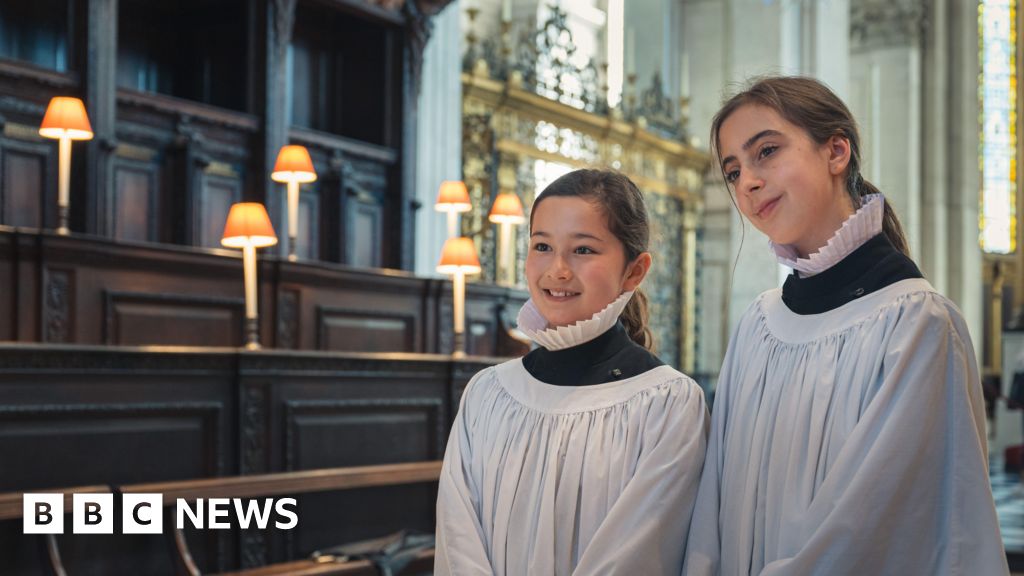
[435,375,493,576]
[573,379,709,575]
[687,299,1008,575]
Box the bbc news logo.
[23,494,298,534]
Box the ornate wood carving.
[276,289,299,349]
[240,531,266,569]
[239,383,269,568]
[43,269,72,343]
[241,384,268,475]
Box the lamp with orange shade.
[488,192,525,286]
[222,202,278,349]
[437,237,481,357]
[39,97,94,235]
[435,180,472,238]
[271,145,317,261]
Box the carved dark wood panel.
[345,155,389,268]
[0,344,238,574]
[1,148,45,227]
[0,232,12,341]
[297,191,318,260]
[352,201,383,268]
[316,306,416,352]
[0,401,225,491]
[466,316,496,357]
[198,172,241,249]
[112,159,158,242]
[283,398,444,471]
[280,397,444,559]
[103,290,244,346]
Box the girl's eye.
[533,242,551,252]
[574,246,595,255]
[725,169,740,183]
[758,145,778,160]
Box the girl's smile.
[754,195,783,219]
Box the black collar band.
[522,322,664,386]
[781,234,923,315]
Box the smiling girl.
[435,169,708,575]
[684,77,1007,575]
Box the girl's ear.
[622,252,653,291]
[827,135,851,176]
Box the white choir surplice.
[684,278,1008,575]
[436,358,707,575]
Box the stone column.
[849,0,926,257]
[779,0,850,97]
[939,0,982,351]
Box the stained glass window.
[980,0,1017,254]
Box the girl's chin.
[543,317,583,329]
[538,309,586,329]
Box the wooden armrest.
[121,461,442,506]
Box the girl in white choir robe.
[435,169,708,575]
[683,76,1008,575]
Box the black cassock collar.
[522,321,664,386]
[781,234,923,315]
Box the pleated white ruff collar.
[516,290,635,351]
[770,193,884,277]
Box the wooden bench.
[0,485,110,576]
[119,461,442,576]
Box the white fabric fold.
[770,193,884,276]
[435,360,708,575]
[516,290,634,351]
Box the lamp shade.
[437,237,482,275]
[271,145,317,183]
[221,202,278,248]
[435,181,472,213]
[39,97,94,140]
[488,192,525,224]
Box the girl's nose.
[546,254,572,280]
[738,169,763,195]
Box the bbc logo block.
[72,494,113,534]
[122,494,163,534]
[23,494,63,534]
[22,493,297,534]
